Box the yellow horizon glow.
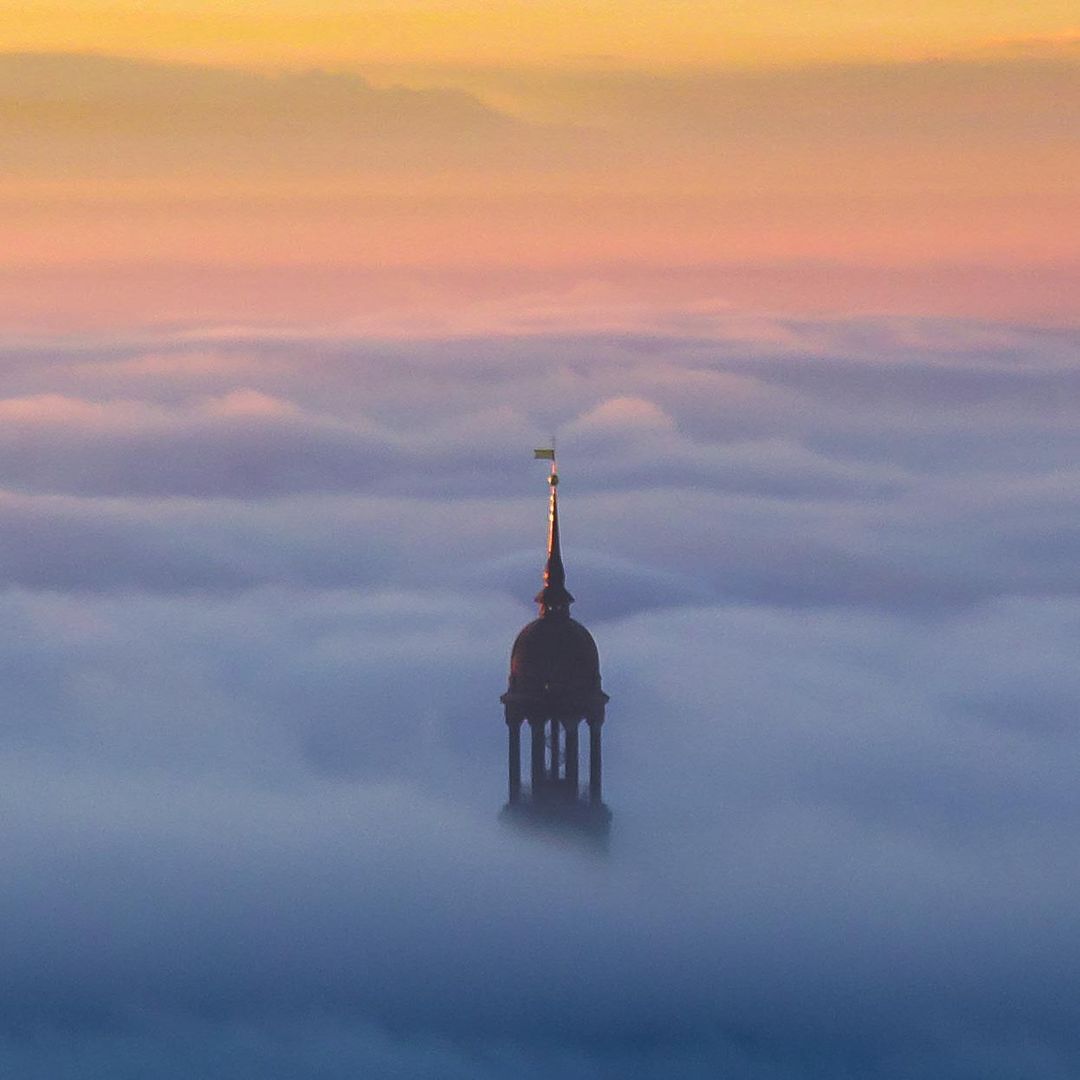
[2,3,1078,330]
[9,1,1080,70]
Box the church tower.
[501,453,610,827]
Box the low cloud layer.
[1,318,1079,1076]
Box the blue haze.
[0,318,1079,1077]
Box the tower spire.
[503,448,610,834]
[534,449,574,617]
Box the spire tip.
[534,449,573,616]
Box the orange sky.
[10,1,1080,68]
[2,3,1078,332]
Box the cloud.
[0,321,1077,623]
[7,50,1076,181]
[0,52,532,175]
[382,53,1080,152]
[1,318,1080,1075]
[3,52,1078,330]
[3,588,1080,1076]
[975,28,1080,59]
[567,395,676,433]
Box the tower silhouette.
[501,455,610,832]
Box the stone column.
[564,719,580,797]
[530,717,545,796]
[587,715,603,804]
[506,715,522,804]
[549,717,560,781]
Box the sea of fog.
[1,318,1078,1077]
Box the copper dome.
[508,616,601,697]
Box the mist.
[1,318,1079,1077]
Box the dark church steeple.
[535,464,574,615]
[501,452,610,830]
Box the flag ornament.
[533,448,556,460]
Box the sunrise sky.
[3,1,1078,332]
[5,7,1080,1078]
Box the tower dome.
[508,614,601,697]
